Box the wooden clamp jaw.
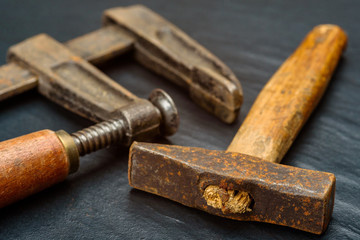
[0,5,243,124]
[7,34,178,144]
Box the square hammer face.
[129,142,335,235]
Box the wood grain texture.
[104,5,243,123]
[0,130,69,208]
[227,25,347,163]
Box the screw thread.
[71,119,124,156]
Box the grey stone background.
[0,1,359,239]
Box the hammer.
[128,25,347,234]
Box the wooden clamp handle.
[0,130,71,208]
[227,24,347,163]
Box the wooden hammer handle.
[227,25,347,163]
[0,130,70,208]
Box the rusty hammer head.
[128,25,347,234]
[0,5,242,125]
[129,144,335,234]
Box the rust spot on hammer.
[203,185,252,214]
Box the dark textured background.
[0,0,359,239]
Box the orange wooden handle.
[227,24,347,163]
[0,130,70,208]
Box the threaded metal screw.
[69,89,179,157]
[71,119,124,156]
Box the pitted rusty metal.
[129,143,335,234]
[203,185,252,214]
[0,5,242,124]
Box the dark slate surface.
[0,0,359,239]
